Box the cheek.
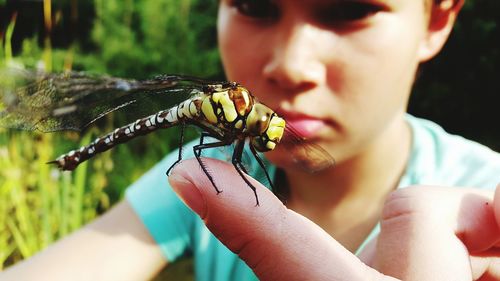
[334,20,424,119]
[218,21,266,86]
[343,25,421,91]
[218,9,271,90]
[322,22,425,151]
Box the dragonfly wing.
[0,69,213,132]
[280,124,335,173]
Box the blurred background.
[0,0,498,279]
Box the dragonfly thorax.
[200,85,254,130]
[246,103,286,152]
[198,83,285,152]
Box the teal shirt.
[126,115,500,281]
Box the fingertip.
[171,158,277,209]
[169,172,207,217]
[172,158,290,227]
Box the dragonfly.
[0,69,335,205]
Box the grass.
[0,129,112,269]
[0,10,113,267]
[0,1,210,279]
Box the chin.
[263,149,291,168]
[264,144,336,173]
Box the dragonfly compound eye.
[246,103,273,135]
[249,111,285,152]
[266,115,285,144]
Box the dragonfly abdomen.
[49,97,204,170]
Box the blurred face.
[218,0,431,168]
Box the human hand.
[168,158,395,281]
[371,185,500,281]
[169,158,500,280]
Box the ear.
[418,0,465,62]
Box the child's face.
[218,0,434,167]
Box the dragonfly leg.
[193,134,231,195]
[233,140,260,206]
[166,122,186,176]
[249,144,276,192]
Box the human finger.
[374,186,473,281]
[168,158,394,281]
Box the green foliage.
[3,13,15,62]
[0,1,220,277]
[0,129,111,268]
[76,0,221,78]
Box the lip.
[275,110,328,139]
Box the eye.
[315,2,385,26]
[230,0,280,20]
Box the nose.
[263,23,326,93]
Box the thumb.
[169,158,393,281]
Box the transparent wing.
[281,124,335,173]
[0,69,218,132]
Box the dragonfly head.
[247,103,286,152]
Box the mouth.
[275,110,328,139]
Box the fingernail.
[169,174,207,217]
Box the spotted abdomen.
[49,97,203,170]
